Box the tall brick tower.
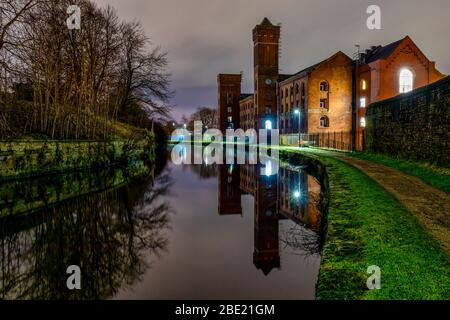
[217,74,242,132]
[253,18,280,130]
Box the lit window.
[320,81,329,92]
[399,69,413,93]
[360,97,366,108]
[360,117,366,128]
[265,120,272,130]
[227,116,232,123]
[227,107,232,113]
[361,80,367,90]
[320,116,329,128]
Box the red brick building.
[217,18,445,150]
[355,36,445,149]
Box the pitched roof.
[239,93,253,101]
[364,38,405,63]
[278,74,293,82]
[260,17,274,26]
[280,51,350,83]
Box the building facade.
[217,18,445,150]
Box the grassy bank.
[350,152,450,193]
[284,148,450,299]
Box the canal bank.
[281,147,450,300]
[0,135,155,180]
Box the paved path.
[336,155,450,252]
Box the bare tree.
[0,0,172,140]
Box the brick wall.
[366,76,450,166]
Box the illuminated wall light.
[360,97,366,108]
[361,80,367,90]
[360,117,366,128]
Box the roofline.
[279,51,351,85]
[239,94,254,103]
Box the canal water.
[0,153,325,300]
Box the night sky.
[93,0,450,121]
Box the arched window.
[399,69,413,93]
[320,81,329,92]
[265,120,272,130]
[320,116,329,128]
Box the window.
[320,116,329,128]
[320,81,329,92]
[361,80,367,90]
[301,82,306,97]
[399,69,413,93]
[227,107,232,113]
[227,116,232,123]
[265,120,272,130]
[295,84,299,95]
[265,106,271,114]
[360,97,366,108]
[227,93,233,104]
[360,117,366,128]
[320,99,328,109]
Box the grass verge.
[284,148,450,300]
[350,152,450,194]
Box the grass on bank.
[284,148,450,300]
[350,152,450,194]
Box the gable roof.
[280,51,351,84]
[364,37,406,63]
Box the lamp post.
[294,108,300,147]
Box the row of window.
[280,81,329,100]
[281,97,328,113]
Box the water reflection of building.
[216,162,322,276]
[218,165,242,215]
[279,167,322,232]
[253,164,280,275]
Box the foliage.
[282,148,450,300]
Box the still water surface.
[0,155,325,300]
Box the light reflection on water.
[0,156,325,300]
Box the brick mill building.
[217,18,445,150]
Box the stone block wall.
[0,136,155,179]
[366,76,450,166]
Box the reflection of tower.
[253,18,280,130]
[253,164,280,275]
[218,164,242,215]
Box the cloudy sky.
[93,0,450,121]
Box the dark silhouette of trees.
[0,0,171,140]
